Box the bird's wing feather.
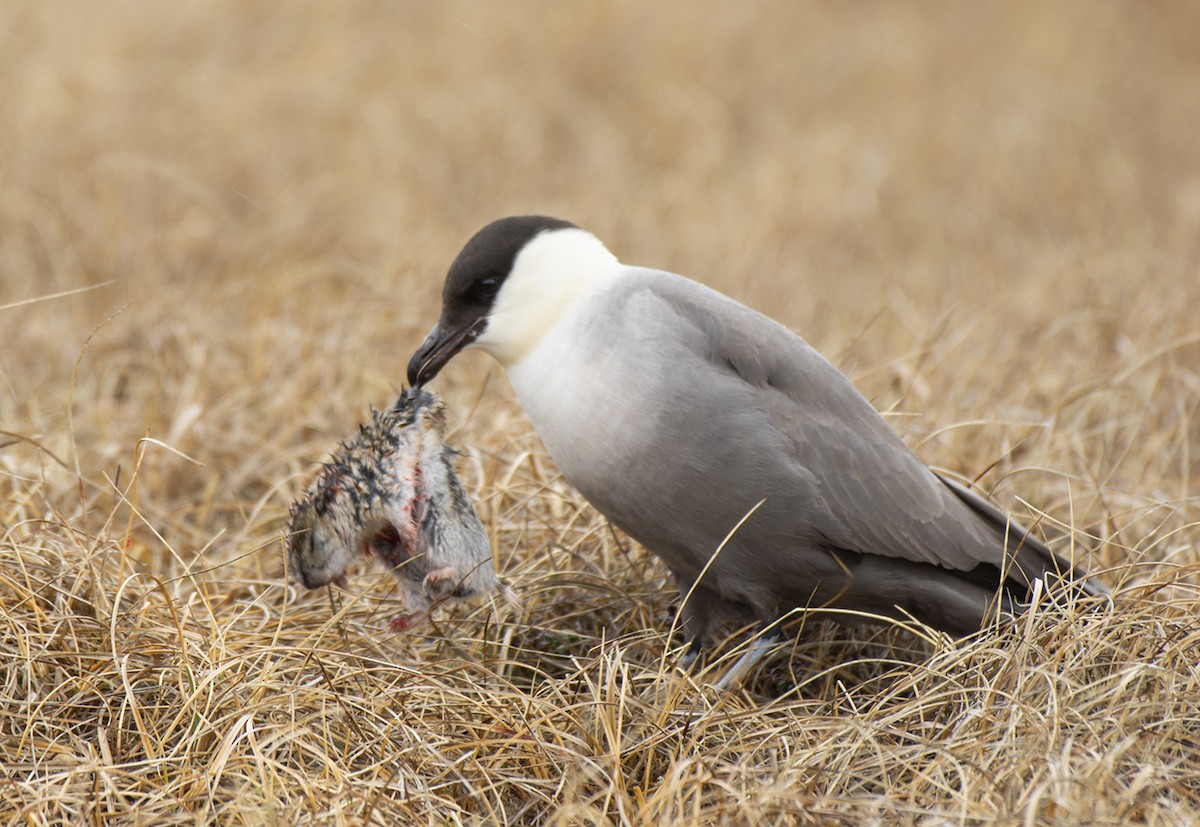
[936,472,1109,595]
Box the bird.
[407,215,1109,686]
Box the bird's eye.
[474,277,499,301]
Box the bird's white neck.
[472,228,620,367]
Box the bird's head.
[407,215,619,385]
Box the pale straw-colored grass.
[2,1,1199,823]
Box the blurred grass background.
[2,1,1199,824]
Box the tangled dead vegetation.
[3,443,1198,824]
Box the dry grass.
[3,1,1200,823]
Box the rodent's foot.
[389,610,428,632]
[423,566,457,587]
[423,566,463,600]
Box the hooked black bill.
[407,317,486,387]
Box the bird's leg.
[678,634,706,670]
[683,635,705,662]
[674,574,715,669]
[713,619,782,691]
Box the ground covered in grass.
[2,1,1199,823]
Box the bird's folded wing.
[640,269,1039,576]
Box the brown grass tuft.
[3,1,1199,823]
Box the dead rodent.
[287,387,513,630]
